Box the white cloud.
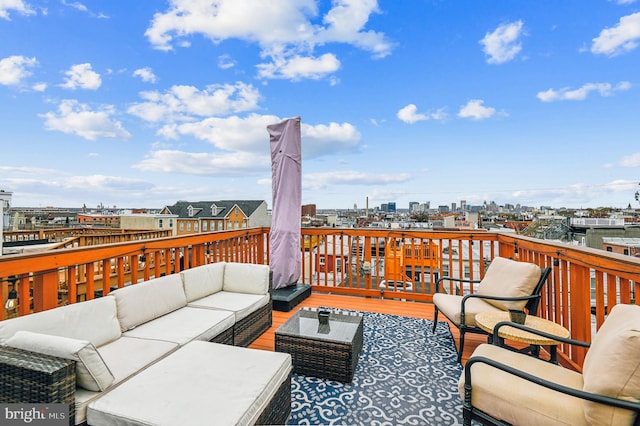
[592,12,640,56]
[217,54,235,70]
[128,82,261,123]
[61,0,88,12]
[171,113,280,152]
[257,53,340,80]
[397,104,427,123]
[0,55,37,86]
[132,67,157,83]
[511,180,638,206]
[302,121,361,159]
[397,104,448,124]
[304,170,411,190]
[619,152,640,167]
[536,81,631,102]
[145,0,392,81]
[612,0,637,4]
[32,82,47,91]
[480,20,524,64]
[0,0,35,19]
[134,149,270,175]
[60,63,102,90]
[457,99,497,120]
[40,99,131,140]
[163,113,361,160]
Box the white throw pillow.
[6,331,115,392]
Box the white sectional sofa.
[0,262,292,425]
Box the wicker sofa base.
[209,324,234,345]
[255,371,292,425]
[234,302,273,347]
[0,346,76,425]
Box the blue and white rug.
[288,311,464,425]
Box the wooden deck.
[248,292,486,365]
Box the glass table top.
[276,307,363,344]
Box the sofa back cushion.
[582,303,640,425]
[111,274,187,331]
[476,257,542,311]
[0,296,121,347]
[223,263,270,295]
[180,262,225,302]
[6,331,115,392]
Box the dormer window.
[188,206,195,217]
[211,204,222,216]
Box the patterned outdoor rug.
[288,311,464,425]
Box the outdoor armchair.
[460,303,640,425]
[431,256,551,363]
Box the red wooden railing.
[1,227,638,370]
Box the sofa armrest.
[0,346,76,420]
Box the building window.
[158,219,163,228]
[169,219,174,228]
[187,222,191,231]
[194,222,199,232]
[606,247,613,252]
[179,222,184,231]
[202,221,208,231]
[624,249,629,255]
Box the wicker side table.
[0,346,75,423]
[275,307,363,383]
[475,311,570,363]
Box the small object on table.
[318,309,330,325]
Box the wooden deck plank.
[249,293,486,365]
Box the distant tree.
[411,212,430,222]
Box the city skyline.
[1,1,639,210]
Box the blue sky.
[1,0,639,211]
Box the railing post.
[33,269,58,312]
[569,263,591,364]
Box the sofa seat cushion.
[87,341,292,426]
[223,262,270,295]
[97,336,179,384]
[70,337,179,425]
[476,257,542,311]
[122,307,235,345]
[433,293,503,326]
[461,343,586,425]
[180,262,226,302]
[111,274,187,332]
[0,296,121,347]
[6,331,115,392]
[188,291,270,322]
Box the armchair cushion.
[6,331,115,392]
[461,343,586,425]
[476,257,541,311]
[432,293,503,326]
[582,303,640,425]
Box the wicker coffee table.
[275,307,363,383]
